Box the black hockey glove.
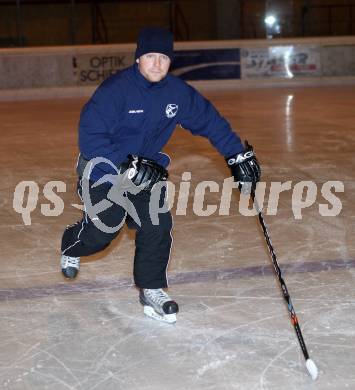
[125,155,168,191]
[225,141,261,192]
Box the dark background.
[1,0,355,47]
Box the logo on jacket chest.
[165,104,178,118]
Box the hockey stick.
[249,187,318,380]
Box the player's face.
[137,53,171,82]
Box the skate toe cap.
[163,301,179,314]
[62,267,79,279]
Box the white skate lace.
[144,289,171,306]
[61,255,80,269]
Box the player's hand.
[125,155,168,191]
[225,141,261,192]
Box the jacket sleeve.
[78,83,126,175]
[179,84,244,157]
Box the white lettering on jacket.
[128,109,144,114]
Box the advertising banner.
[73,49,241,85]
[241,45,321,79]
[74,52,135,85]
[170,49,241,80]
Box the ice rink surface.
[1,86,355,389]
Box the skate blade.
[143,306,177,324]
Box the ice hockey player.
[60,26,261,324]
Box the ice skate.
[61,255,80,279]
[139,288,179,324]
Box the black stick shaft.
[251,190,310,361]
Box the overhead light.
[264,15,276,27]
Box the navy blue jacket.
[79,63,244,181]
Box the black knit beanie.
[135,27,174,61]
